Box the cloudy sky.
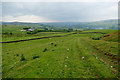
[2,0,119,22]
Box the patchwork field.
[2,25,74,42]
[2,29,119,78]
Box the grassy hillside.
[2,29,119,78]
[83,29,118,33]
[73,19,118,29]
[102,31,119,42]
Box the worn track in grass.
[2,34,118,78]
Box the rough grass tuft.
[33,55,39,59]
[43,48,47,52]
[20,54,26,61]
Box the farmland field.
[1,1,119,79]
[2,28,119,78]
[2,25,74,42]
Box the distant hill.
[68,19,118,29]
[2,19,118,30]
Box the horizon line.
[1,18,118,23]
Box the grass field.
[2,25,74,42]
[2,29,119,78]
[2,32,72,42]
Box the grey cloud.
[2,2,118,22]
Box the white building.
[28,29,34,31]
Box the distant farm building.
[28,29,34,31]
[21,28,34,32]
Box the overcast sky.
[2,1,118,22]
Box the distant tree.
[23,27,29,30]
[44,27,48,30]
[10,32,13,35]
[68,28,73,31]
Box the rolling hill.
[102,31,119,42]
[1,19,118,30]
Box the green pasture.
[2,29,118,78]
